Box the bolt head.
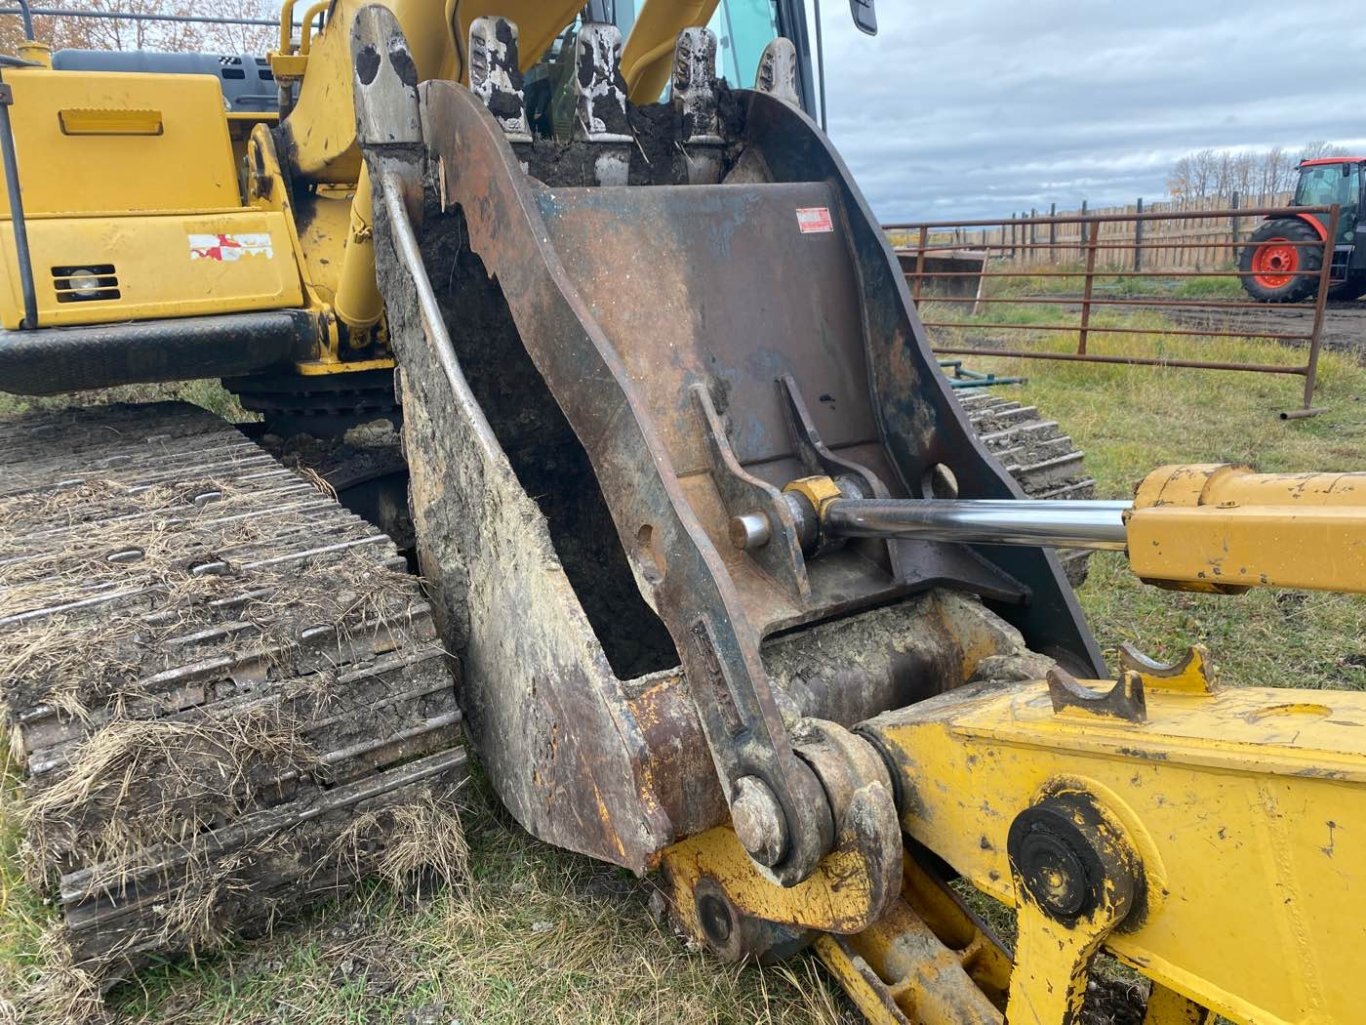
[730,776,787,867]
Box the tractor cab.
[1240,155,1366,302]
[1292,157,1364,247]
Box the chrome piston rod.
[822,499,1132,551]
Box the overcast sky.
[809,1,1366,222]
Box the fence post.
[1010,213,1017,259]
[1133,198,1144,272]
[1048,202,1057,264]
[1078,212,1101,355]
[1302,204,1339,410]
[912,225,928,305]
[1079,199,1089,256]
[1231,190,1241,252]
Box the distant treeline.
[0,0,276,58]
[1166,141,1353,202]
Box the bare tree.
[2,0,276,54]
[1213,151,1232,197]
[1299,140,1350,162]
[1259,146,1292,200]
[1167,143,1350,204]
[199,0,275,55]
[1187,149,1219,198]
[0,8,106,52]
[1231,151,1257,198]
[1167,154,1194,199]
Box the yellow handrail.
[298,0,331,56]
[277,0,298,53]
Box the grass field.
[2,317,1364,1023]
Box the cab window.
[1295,164,1361,243]
[607,0,780,91]
[710,0,780,90]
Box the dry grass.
[943,329,1366,690]
[23,710,315,891]
[328,790,469,899]
[93,778,855,1025]
[0,932,105,1025]
[0,381,249,424]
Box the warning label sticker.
[188,233,274,261]
[796,207,834,234]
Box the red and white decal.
[796,206,834,234]
[188,233,274,261]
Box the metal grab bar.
[0,73,37,330]
[0,5,288,27]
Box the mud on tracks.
[0,401,467,1013]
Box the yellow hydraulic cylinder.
[794,464,1366,595]
[1126,464,1366,593]
[332,168,382,332]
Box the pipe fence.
[884,204,1340,415]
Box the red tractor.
[1240,156,1366,301]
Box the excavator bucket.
[354,8,1099,883]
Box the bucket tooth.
[350,5,421,147]
[672,27,723,183]
[755,36,801,108]
[573,23,629,139]
[573,22,631,184]
[468,16,530,143]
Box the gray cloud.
[810,1,1366,220]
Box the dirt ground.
[1167,298,1366,358]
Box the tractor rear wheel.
[1239,218,1322,303]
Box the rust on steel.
[359,17,1104,891]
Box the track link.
[0,402,466,984]
[955,390,1097,585]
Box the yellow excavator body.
[0,0,716,361]
[0,61,302,329]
